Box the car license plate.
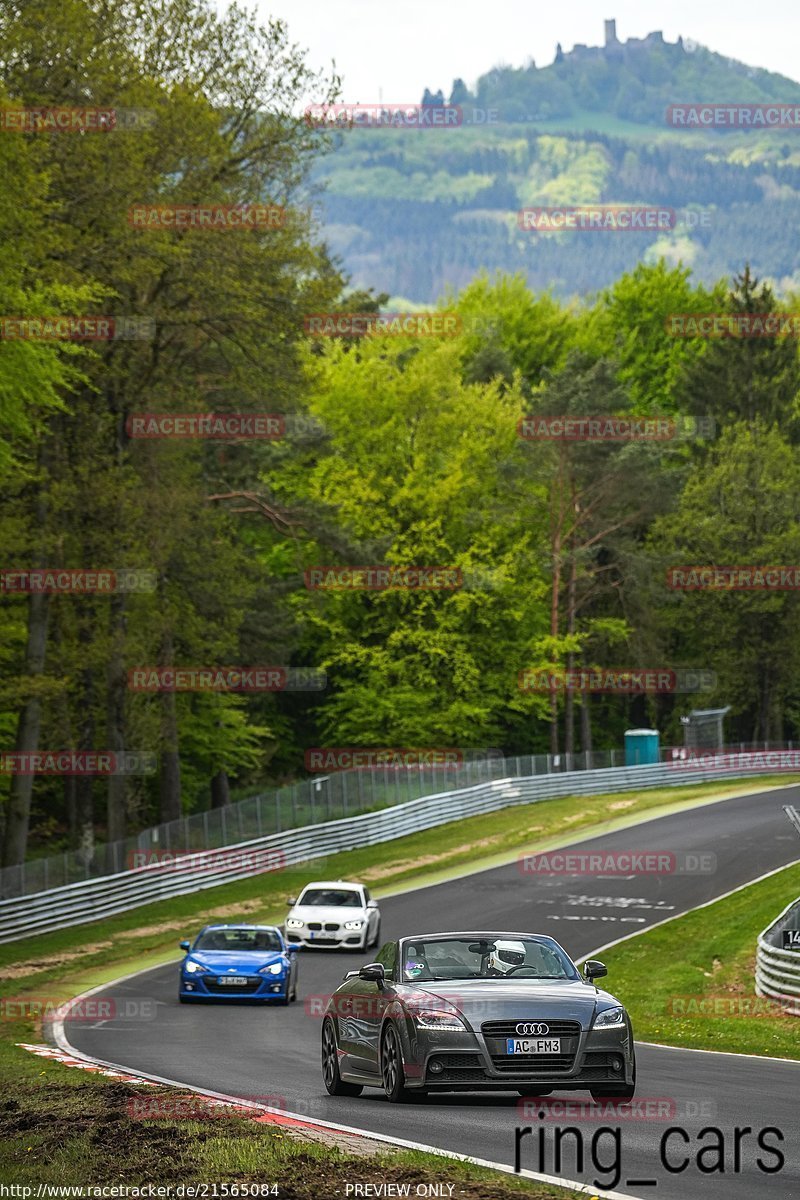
[506,1037,561,1055]
[217,976,248,985]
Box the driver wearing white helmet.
[487,939,528,974]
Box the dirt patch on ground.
[117,921,187,940]
[0,943,114,979]
[0,1081,565,1198]
[206,899,268,918]
[608,799,637,811]
[78,901,269,946]
[359,836,503,882]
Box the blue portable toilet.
[624,728,660,766]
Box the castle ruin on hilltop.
[554,19,684,65]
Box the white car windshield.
[298,888,362,907]
[401,937,579,981]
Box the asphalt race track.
[65,784,800,1199]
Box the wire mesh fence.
[3,740,792,900]
[0,748,628,899]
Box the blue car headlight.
[258,962,286,976]
[184,960,210,975]
[593,1006,625,1028]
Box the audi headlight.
[593,1006,625,1028]
[184,960,209,974]
[258,962,285,976]
[285,917,304,929]
[414,1008,466,1031]
[343,920,364,930]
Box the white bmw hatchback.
[284,880,381,951]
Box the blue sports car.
[178,923,299,1004]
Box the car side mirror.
[366,900,378,909]
[286,943,298,953]
[179,940,190,952]
[343,970,360,981]
[358,962,386,985]
[286,897,297,907]
[584,959,608,980]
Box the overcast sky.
[245,0,799,103]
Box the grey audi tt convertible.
[321,932,636,1103]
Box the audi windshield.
[401,936,580,982]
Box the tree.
[0,0,342,863]
[649,422,800,741]
[677,267,800,436]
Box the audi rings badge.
[515,1022,549,1036]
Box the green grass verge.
[599,860,800,1059]
[0,1035,582,1196]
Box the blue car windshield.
[194,928,282,952]
[401,937,579,982]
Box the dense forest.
[2,0,800,868]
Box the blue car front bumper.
[180,972,289,1002]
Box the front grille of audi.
[482,1019,581,1073]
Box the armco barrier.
[755,896,800,1016]
[0,758,792,943]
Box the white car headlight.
[414,1008,466,1031]
[285,917,304,929]
[184,960,209,974]
[593,1006,625,1028]
[258,962,285,976]
[343,920,365,930]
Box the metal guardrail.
[755,896,800,1016]
[5,741,794,901]
[0,748,628,900]
[0,755,792,945]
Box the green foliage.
[2,0,800,864]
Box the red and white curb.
[17,1038,349,1134]
[19,1041,159,1083]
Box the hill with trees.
[313,22,800,300]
